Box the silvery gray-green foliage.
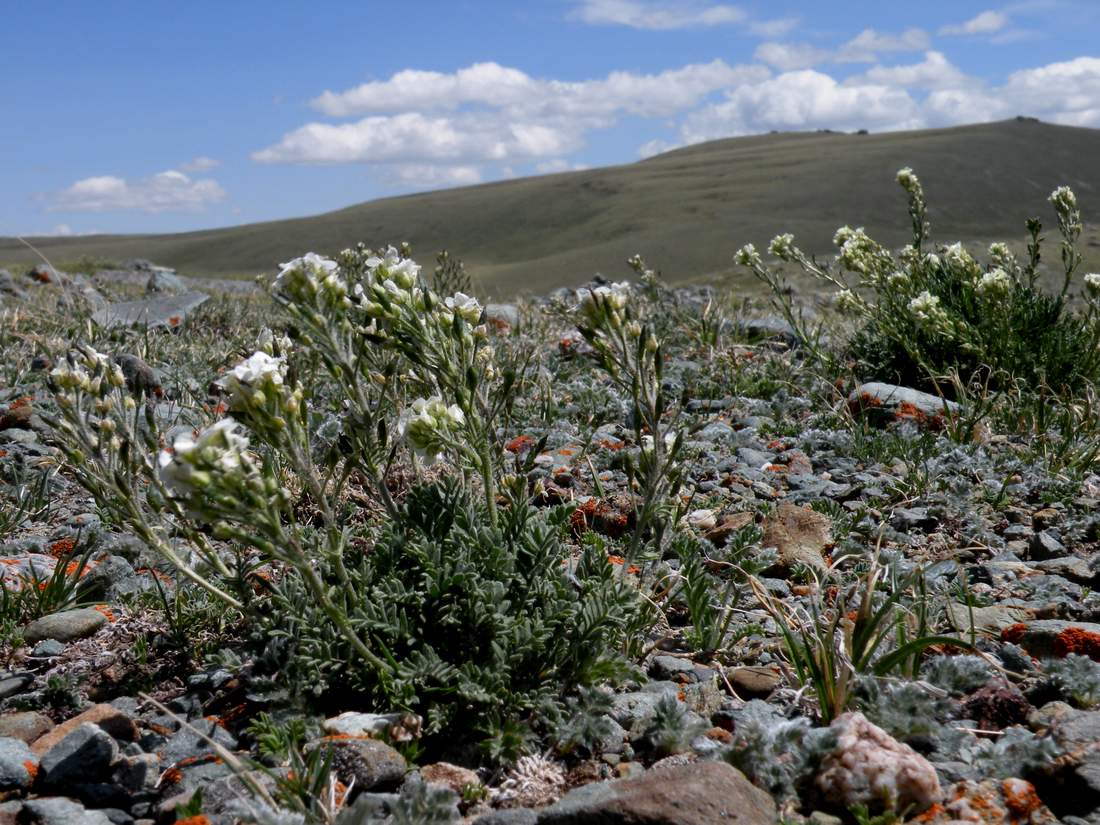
[738,171,1100,395]
[1043,654,1100,708]
[956,726,1061,779]
[920,654,994,696]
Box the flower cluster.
[157,419,253,499]
[768,233,797,261]
[734,244,762,268]
[1085,273,1100,296]
[834,227,888,277]
[215,351,288,412]
[577,282,631,328]
[908,290,950,333]
[987,242,1015,269]
[274,253,348,306]
[398,396,466,464]
[1050,185,1078,216]
[976,268,1013,300]
[49,346,125,397]
[942,243,981,280]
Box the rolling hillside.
[4,118,1100,297]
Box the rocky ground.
[1,259,1100,824]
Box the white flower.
[1084,273,1100,295]
[216,352,286,410]
[833,226,860,247]
[977,268,1012,298]
[1050,185,1078,213]
[908,291,949,332]
[444,292,483,324]
[366,246,421,289]
[734,244,761,267]
[768,233,796,260]
[158,419,250,497]
[398,396,465,463]
[886,270,909,288]
[577,281,630,324]
[896,167,916,188]
[274,253,339,297]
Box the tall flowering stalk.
[576,270,686,557]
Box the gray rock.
[649,655,697,682]
[738,316,798,346]
[160,718,237,766]
[944,602,1032,635]
[145,267,187,294]
[538,761,777,824]
[848,383,959,429]
[22,797,115,825]
[0,269,26,298]
[1029,529,1067,561]
[91,291,209,329]
[307,736,407,791]
[23,608,107,644]
[475,810,539,825]
[31,640,66,658]
[1003,619,1100,659]
[38,723,118,788]
[0,736,37,789]
[0,673,33,700]
[112,354,161,399]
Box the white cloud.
[53,170,226,213]
[754,42,831,71]
[386,164,483,188]
[259,60,767,167]
[748,17,799,38]
[939,10,1009,36]
[855,51,973,90]
[836,28,931,63]
[535,159,590,173]
[680,70,923,142]
[180,156,221,173]
[571,0,745,29]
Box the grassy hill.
[4,118,1100,298]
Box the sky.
[4,0,1100,237]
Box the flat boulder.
[92,291,208,329]
[848,382,959,430]
[537,761,776,824]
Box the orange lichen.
[159,766,183,786]
[597,438,625,451]
[704,727,733,743]
[1002,778,1043,819]
[93,604,116,622]
[175,816,213,825]
[168,315,181,327]
[894,401,927,422]
[1053,626,1100,660]
[505,434,536,454]
[1001,623,1028,644]
[23,759,38,781]
[48,538,76,558]
[912,803,946,823]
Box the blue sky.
[5,0,1099,236]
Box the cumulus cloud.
[680,70,923,142]
[939,10,1009,36]
[259,60,767,166]
[571,0,745,29]
[836,28,931,63]
[386,164,483,188]
[180,156,221,173]
[754,42,831,71]
[855,51,973,91]
[748,17,799,38]
[53,170,225,213]
[535,159,590,173]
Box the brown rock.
[0,398,32,431]
[1032,508,1060,531]
[0,711,53,743]
[703,512,754,547]
[539,761,777,824]
[31,704,137,755]
[761,503,832,575]
[420,761,481,795]
[728,666,781,699]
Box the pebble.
[24,609,107,645]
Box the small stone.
[649,655,697,683]
[23,609,106,644]
[322,711,421,741]
[0,399,32,431]
[0,674,33,700]
[0,737,37,790]
[961,681,1031,730]
[38,723,118,788]
[1032,508,1061,531]
[728,666,781,699]
[419,761,481,795]
[306,736,407,791]
[112,354,162,399]
[702,512,754,547]
[31,704,137,756]
[814,712,941,816]
[21,797,114,825]
[761,503,832,575]
[1001,620,1100,661]
[485,303,520,329]
[144,267,187,295]
[1028,529,1067,561]
[945,603,1032,635]
[0,712,53,744]
[31,640,66,658]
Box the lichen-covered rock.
[761,503,831,574]
[914,778,1055,823]
[815,712,942,815]
[848,382,959,430]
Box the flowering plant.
[736,170,1100,395]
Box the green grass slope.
[4,118,1100,297]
